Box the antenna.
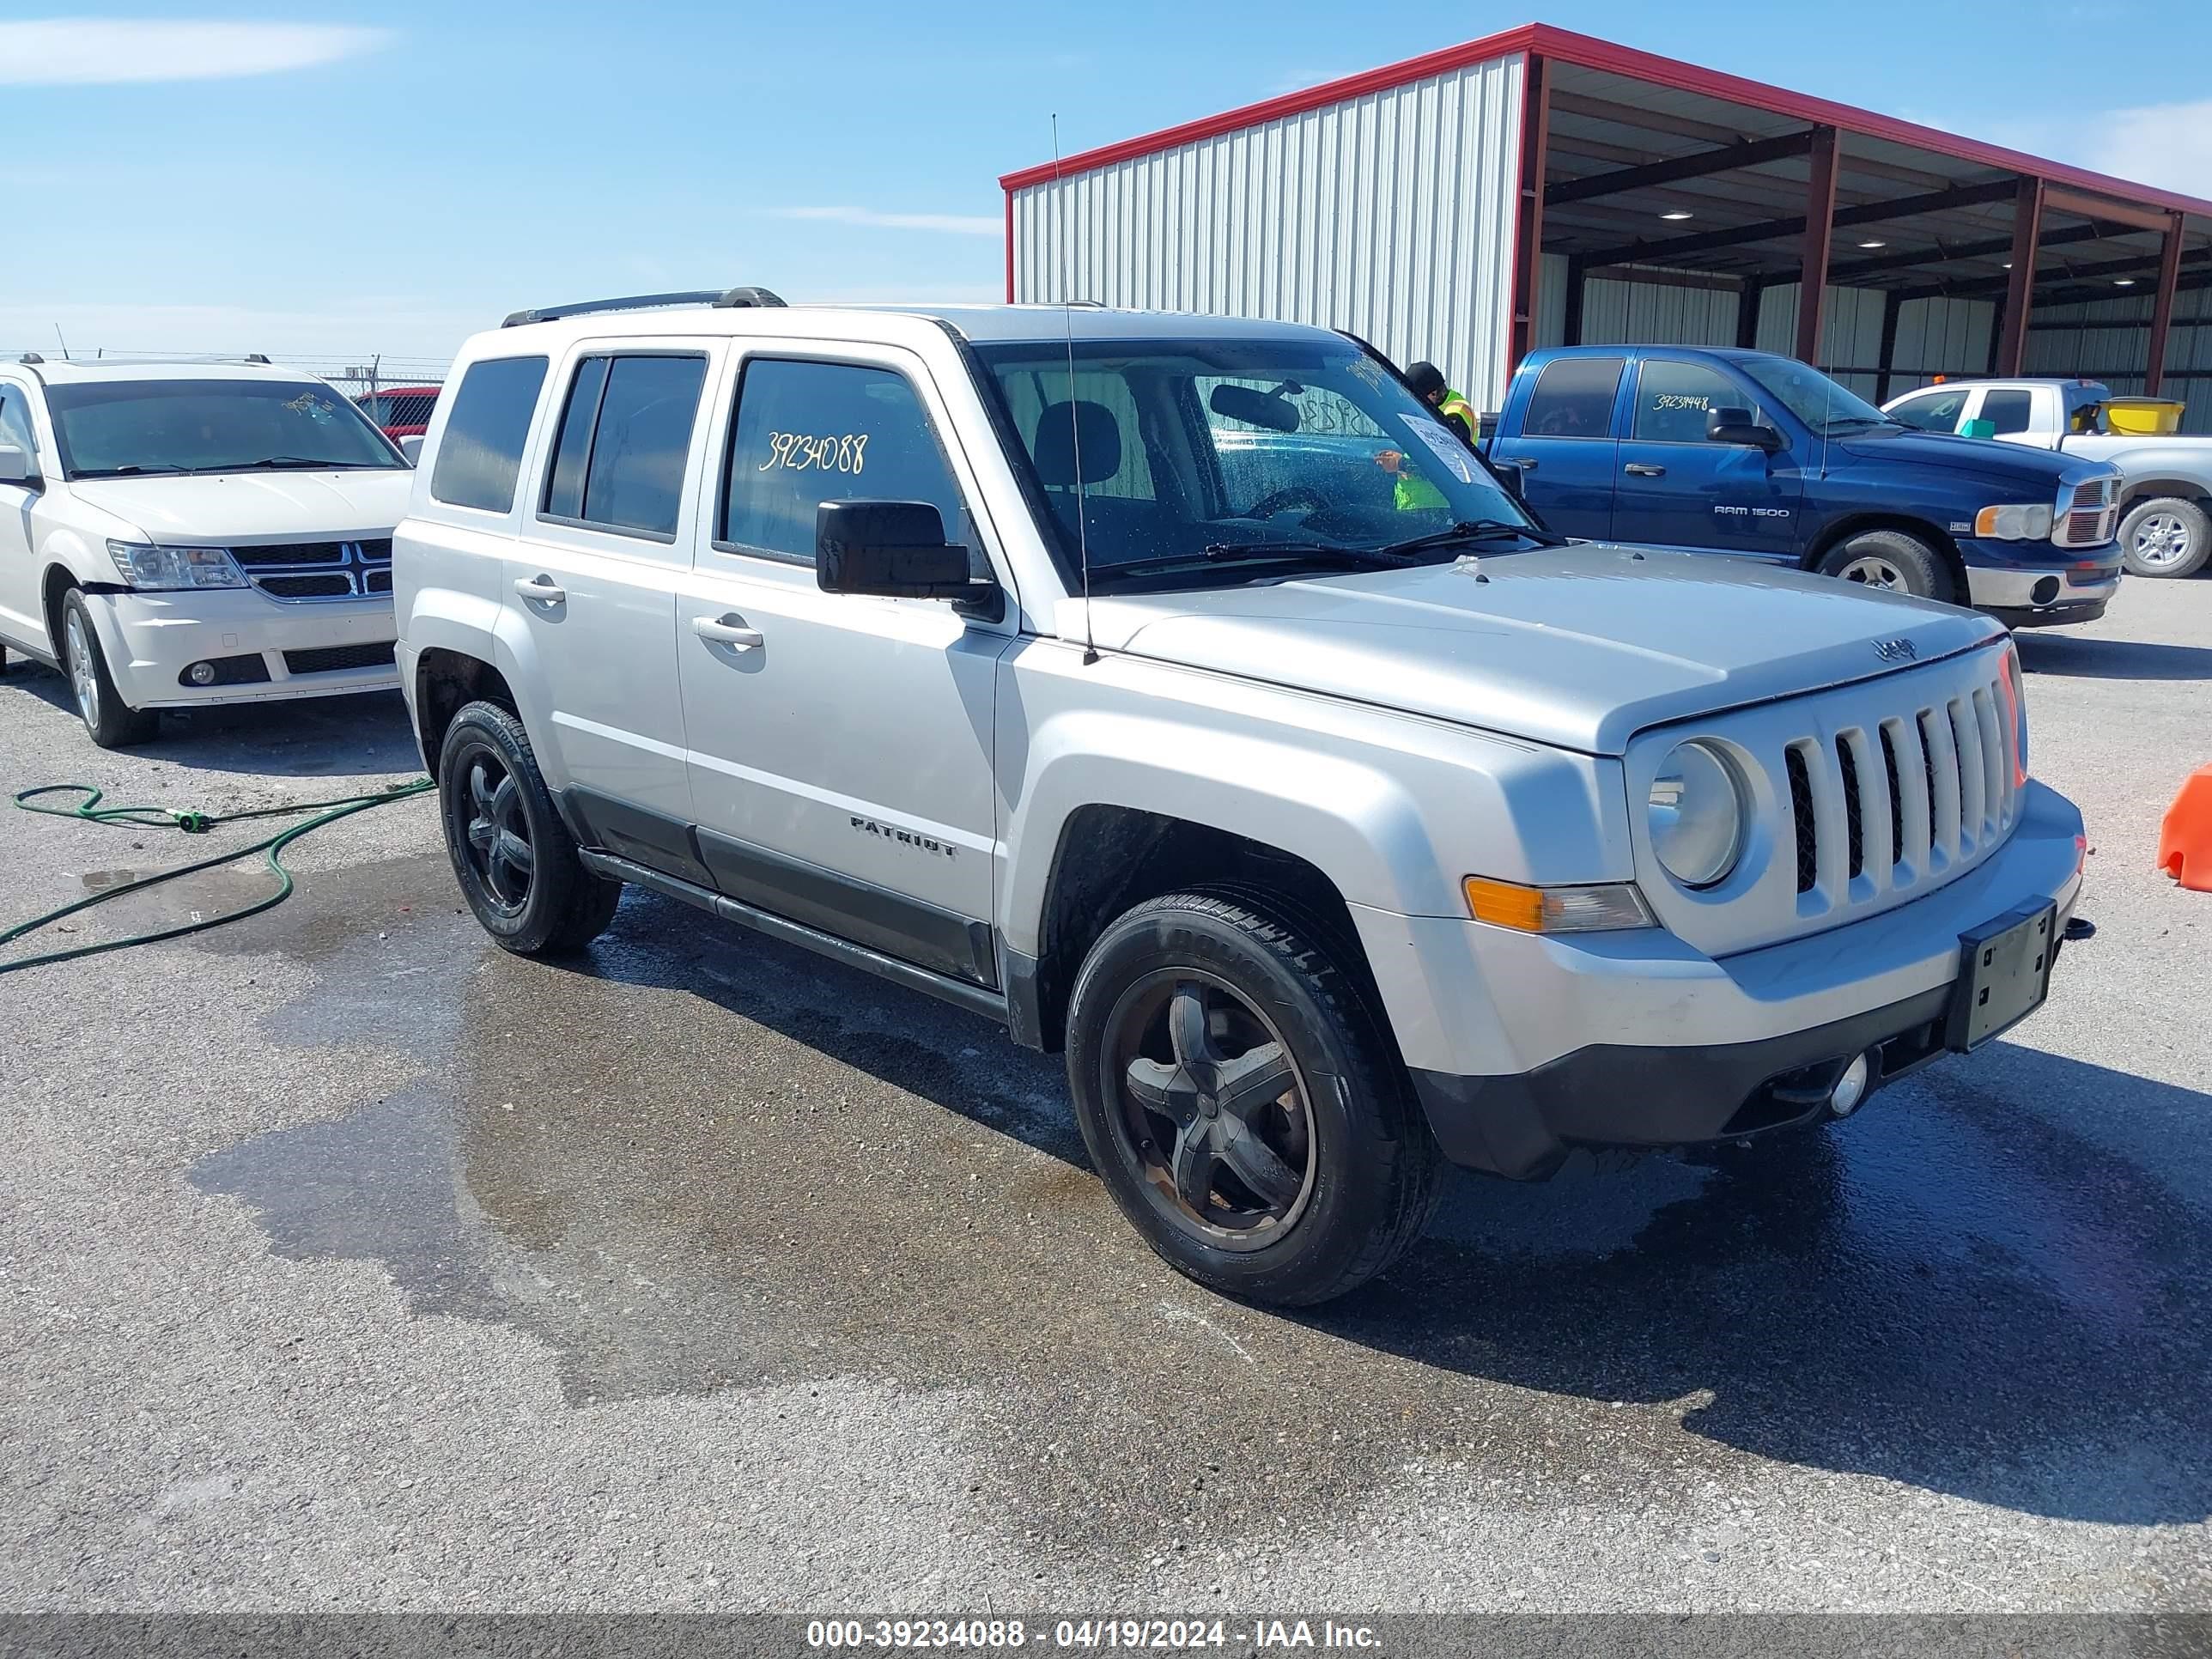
[1052,113,1098,666]
[52,324,70,362]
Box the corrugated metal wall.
[1009,52,1524,406]
[2027,292,2212,431]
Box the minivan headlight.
[106,540,248,591]
[1649,740,1747,889]
[1973,503,2055,541]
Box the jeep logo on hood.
[1874,637,1917,662]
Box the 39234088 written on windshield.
[971,338,1558,591]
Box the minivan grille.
[1784,663,2021,916]
[236,538,392,603]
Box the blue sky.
[2,1,2204,367]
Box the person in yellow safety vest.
[1382,361,1480,510]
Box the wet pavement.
[4,580,2212,1612]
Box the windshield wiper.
[1361,518,1565,557]
[79,463,191,477]
[230,455,362,470]
[1195,540,1418,568]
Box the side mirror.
[0,444,37,486]
[817,500,979,601]
[1707,407,1784,451]
[398,434,425,465]
[1493,460,1527,501]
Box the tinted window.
[542,357,610,521]
[1888,389,1968,432]
[430,356,548,513]
[1523,356,1623,439]
[0,387,35,458]
[720,360,966,563]
[1982,389,2033,435]
[1632,360,1750,443]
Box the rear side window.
[1523,356,1623,439]
[430,356,548,513]
[1981,389,2033,435]
[540,354,708,538]
[1632,360,1751,444]
[720,359,966,564]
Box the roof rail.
[501,286,787,328]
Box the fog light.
[187,660,217,685]
[2031,575,2061,605]
[1829,1053,1872,1117]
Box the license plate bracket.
[1944,901,2058,1052]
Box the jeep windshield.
[972,337,1553,592]
[46,379,404,480]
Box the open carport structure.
[1003,23,2212,426]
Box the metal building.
[1002,23,2212,428]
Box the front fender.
[994,640,1632,956]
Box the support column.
[2146,213,2186,396]
[1996,177,2044,375]
[1875,287,1904,402]
[1795,125,1839,365]
[1508,52,1551,372]
[1561,254,1587,346]
[1736,278,1765,349]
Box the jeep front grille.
[1784,666,2021,919]
[234,538,393,603]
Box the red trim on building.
[999,21,2212,223]
[1004,190,1016,302]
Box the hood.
[1833,425,2087,486]
[1072,544,2002,756]
[67,469,414,542]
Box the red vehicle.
[355,385,442,441]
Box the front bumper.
[82,587,398,709]
[1352,780,2085,1179]
[1965,556,2120,629]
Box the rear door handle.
[514,574,565,603]
[1623,463,1667,477]
[693,613,763,652]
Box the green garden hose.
[1,778,434,975]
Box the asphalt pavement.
[3,578,2209,1618]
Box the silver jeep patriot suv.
[394,289,2085,1306]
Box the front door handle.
[693,614,763,652]
[514,574,565,603]
[1496,456,1537,471]
[1623,463,1667,477]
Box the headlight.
[1648,739,1747,889]
[1462,876,1653,933]
[1973,503,2055,541]
[106,539,248,591]
[2002,644,2029,784]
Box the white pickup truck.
[1882,378,2212,579]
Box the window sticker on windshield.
[760,431,870,475]
[1401,414,1474,483]
[283,391,337,422]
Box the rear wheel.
[1815,530,1953,603]
[2118,496,2210,578]
[437,700,622,956]
[1065,890,1442,1306]
[60,589,156,748]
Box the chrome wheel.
[2131,511,2195,572]
[1835,554,1908,590]
[1105,973,1317,1249]
[459,748,535,915]
[64,610,100,731]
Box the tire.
[1814,529,1954,603]
[2118,495,2211,579]
[436,699,622,956]
[59,588,157,748]
[1065,890,1443,1306]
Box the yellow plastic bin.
[2102,397,2186,435]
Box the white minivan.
[0,356,414,746]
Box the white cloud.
[2080,100,2212,200]
[0,20,392,85]
[769,206,1001,238]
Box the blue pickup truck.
[1483,346,2124,628]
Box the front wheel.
[1814,530,1954,603]
[1065,891,1442,1306]
[60,588,157,748]
[437,700,622,956]
[2118,496,2210,579]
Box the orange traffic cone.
[2157,764,2212,893]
